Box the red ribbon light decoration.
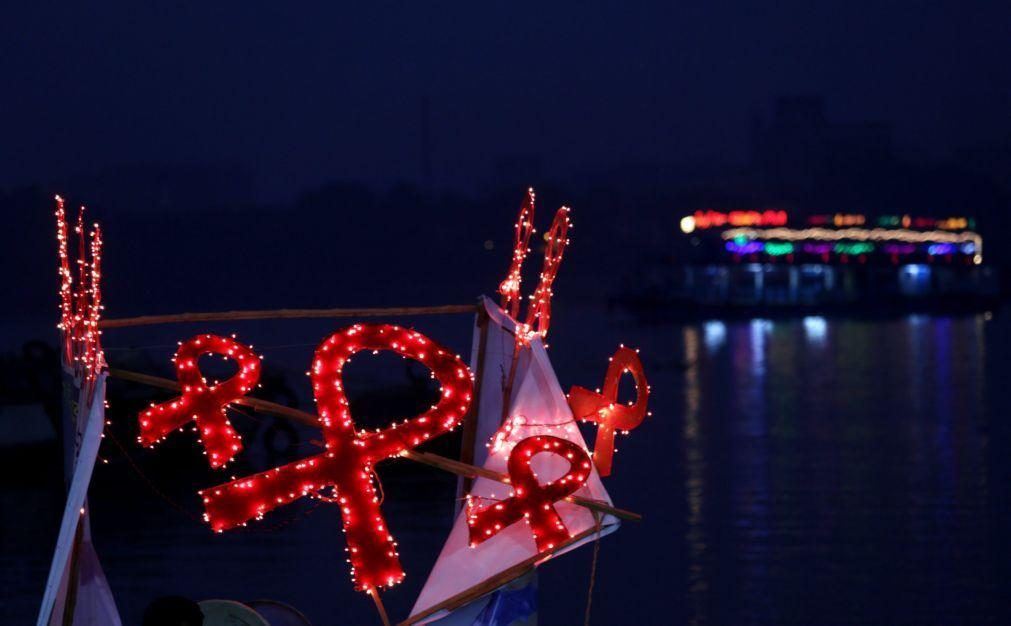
[55,196,106,385]
[567,346,649,477]
[200,324,474,591]
[494,190,572,344]
[521,206,571,343]
[138,334,261,469]
[467,435,591,552]
[498,188,536,319]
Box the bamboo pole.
[398,524,605,625]
[99,304,480,329]
[105,368,640,523]
[107,368,318,427]
[500,339,523,425]
[403,450,641,523]
[60,518,85,626]
[458,307,490,494]
[368,587,392,626]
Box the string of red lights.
[199,324,474,592]
[137,334,262,469]
[567,346,651,477]
[466,435,592,552]
[498,188,536,319]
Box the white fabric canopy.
[410,298,620,622]
[38,374,121,626]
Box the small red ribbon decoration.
[520,206,571,343]
[55,196,105,385]
[467,435,591,552]
[498,188,536,319]
[494,189,572,344]
[567,346,649,477]
[138,334,261,469]
[200,324,473,591]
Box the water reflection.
[703,320,726,354]
[803,316,827,345]
[681,314,995,624]
[681,326,707,624]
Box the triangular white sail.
[38,375,122,626]
[409,298,620,623]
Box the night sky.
[6,5,1011,625]
[3,1,1009,200]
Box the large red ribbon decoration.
[567,346,649,477]
[200,324,474,591]
[498,188,536,319]
[467,435,591,552]
[138,334,261,469]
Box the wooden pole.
[500,338,523,425]
[99,304,479,329]
[60,517,85,626]
[398,524,605,625]
[458,307,490,494]
[107,368,318,427]
[403,450,641,523]
[368,587,393,626]
[105,368,641,523]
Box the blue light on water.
[751,318,773,334]
[703,320,726,352]
[803,316,827,344]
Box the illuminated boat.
[614,209,1000,315]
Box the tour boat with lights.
[613,209,1000,317]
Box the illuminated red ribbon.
[138,334,261,469]
[200,324,473,591]
[521,206,571,343]
[55,196,105,383]
[467,435,591,552]
[567,346,649,477]
[498,188,536,319]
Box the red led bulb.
[567,346,649,477]
[199,323,474,591]
[467,435,591,553]
[138,334,261,468]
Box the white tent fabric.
[462,298,533,472]
[38,374,122,626]
[410,298,620,623]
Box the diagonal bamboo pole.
[105,368,640,523]
[398,524,606,625]
[402,450,641,522]
[368,587,392,626]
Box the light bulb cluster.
[486,412,580,457]
[567,346,650,477]
[494,189,573,345]
[722,226,983,263]
[198,324,474,592]
[138,334,262,469]
[520,206,571,343]
[54,195,105,386]
[498,187,536,319]
[466,435,591,552]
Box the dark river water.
[4,310,1011,625]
